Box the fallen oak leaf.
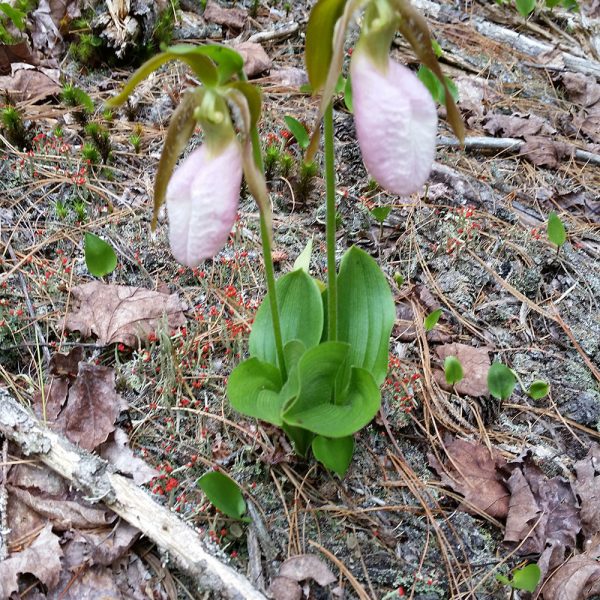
[55,363,122,451]
[573,442,600,539]
[519,136,574,168]
[428,437,509,519]
[0,524,63,598]
[203,0,247,29]
[278,554,336,587]
[434,343,492,398]
[542,543,600,600]
[60,281,186,347]
[483,113,555,138]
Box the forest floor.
[1,0,600,599]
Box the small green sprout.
[497,563,541,593]
[278,152,294,179]
[73,199,87,222]
[198,471,248,521]
[84,233,117,277]
[487,363,516,400]
[547,211,566,252]
[82,142,100,165]
[394,273,405,287]
[129,133,142,154]
[370,205,392,224]
[424,308,442,332]
[444,356,464,386]
[54,200,68,220]
[528,380,550,400]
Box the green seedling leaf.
[305,0,348,91]
[547,211,566,248]
[424,308,442,332]
[312,435,354,477]
[516,0,536,16]
[495,574,511,586]
[487,363,516,400]
[283,115,310,150]
[528,380,550,400]
[84,233,117,277]
[282,342,381,437]
[227,357,283,425]
[344,75,353,112]
[370,206,392,224]
[198,472,247,520]
[431,39,443,58]
[512,564,541,592]
[394,273,405,287]
[444,356,464,386]
[418,64,444,104]
[337,247,395,385]
[250,269,323,370]
[0,3,25,30]
[293,238,313,273]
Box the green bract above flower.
[350,48,437,195]
[167,140,242,267]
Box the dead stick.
[0,438,8,561]
[0,389,266,600]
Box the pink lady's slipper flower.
[166,140,242,267]
[350,49,438,196]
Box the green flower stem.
[250,125,287,379]
[324,101,337,341]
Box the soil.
[1,0,600,599]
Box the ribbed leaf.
[250,270,323,369]
[337,246,395,385]
[312,435,354,476]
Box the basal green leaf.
[444,356,464,386]
[84,233,117,277]
[528,380,550,400]
[305,0,348,91]
[293,238,313,273]
[312,435,354,476]
[511,564,541,592]
[547,211,566,248]
[283,340,306,375]
[487,362,516,400]
[424,308,442,332]
[337,246,395,385]
[283,342,381,437]
[198,471,247,520]
[250,269,323,369]
[227,357,283,425]
[284,115,310,150]
[283,423,314,457]
[515,0,536,16]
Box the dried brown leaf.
[233,41,271,78]
[0,42,35,75]
[560,72,600,108]
[278,554,336,587]
[503,454,580,559]
[434,343,491,398]
[49,346,83,378]
[48,565,122,600]
[0,64,61,101]
[268,67,308,88]
[573,443,600,539]
[483,113,555,138]
[100,427,158,485]
[203,0,246,29]
[33,375,69,421]
[0,524,63,597]
[61,281,186,347]
[270,576,303,600]
[55,363,121,451]
[9,485,114,530]
[519,136,574,168]
[428,437,509,519]
[542,544,600,600]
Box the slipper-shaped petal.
[350,50,437,196]
[167,140,242,267]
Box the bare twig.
[0,390,266,600]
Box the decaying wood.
[413,0,600,78]
[0,389,267,600]
[437,136,600,167]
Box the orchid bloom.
[350,47,437,196]
[166,139,243,267]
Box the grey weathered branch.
[437,135,600,167]
[0,389,266,600]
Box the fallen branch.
[0,389,267,600]
[437,135,600,167]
